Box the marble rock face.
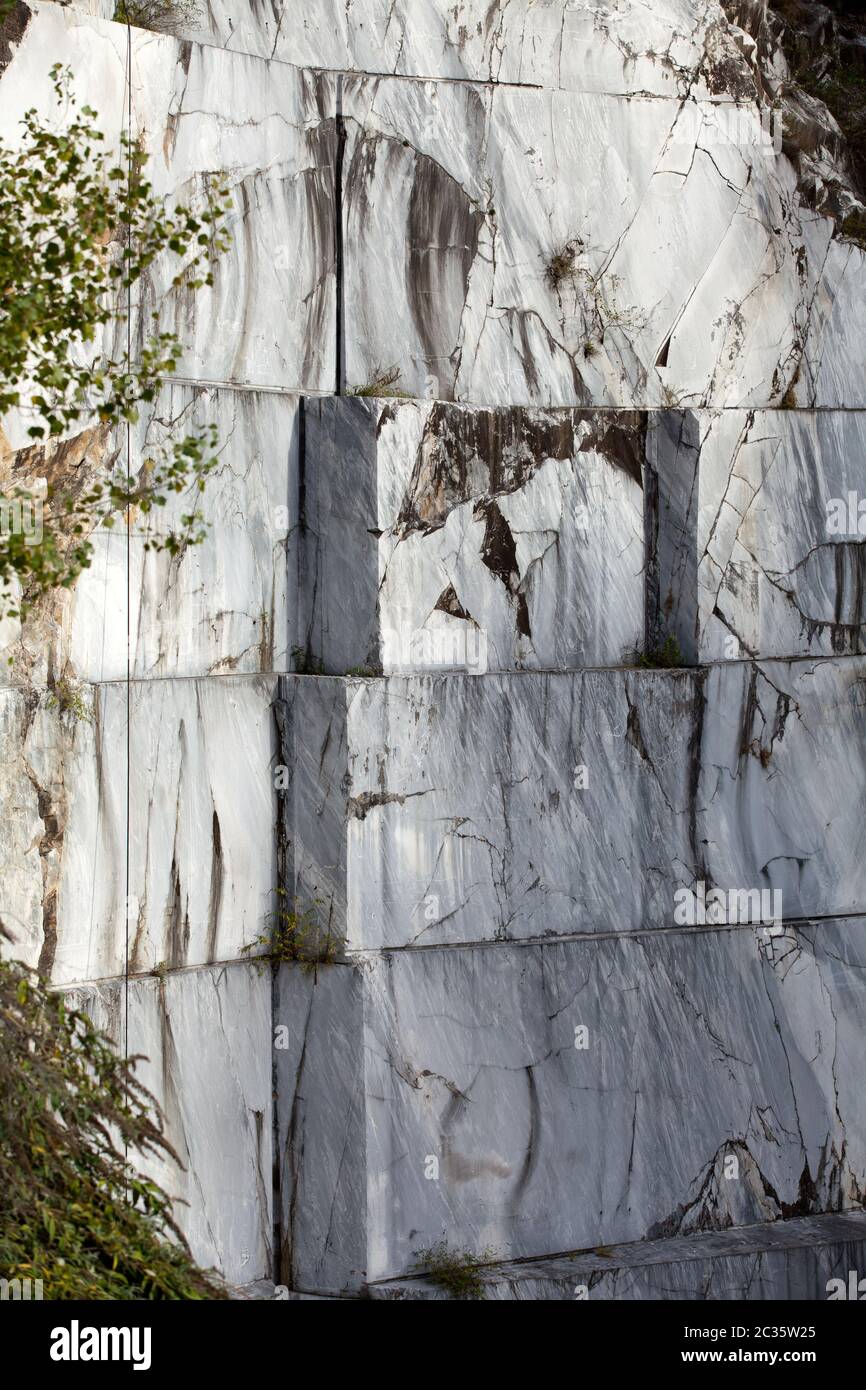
[4,3,865,407]
[0,386,299,685]
[2,1,866,1298]
[0,676,279,985]
[650,410,866,663]
[299,397,645,674]
[281,659,866,951]
[68,962,272,1286]
[278,920,866,1288]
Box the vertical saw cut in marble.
[298,397,645,674]
[0,676,280,985]
[0,386,298,684]
[67,962,272,1285]
[275,962,366,1294]
[649,409,866,663]
[278,919,866,1287]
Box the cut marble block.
[68,962,272,1286]
[368,1212,866,1300]
[0,386,298,685]
[698,657,866,921]
[299,397,645,673]
[0,676,279,984]
[281,657,866,950]
[649,410,866,662]
[277,919,866,1290]
[6,5,865,407]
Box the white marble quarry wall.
[63,0,801,116]
[0,676,279,985]
[299,397,645,674]
[0,385,298,686]
[8,397,863,690]
[277,918,866,1287]
[5,3,866,407]
[650,409,866,663]
[280,659,866,951]
[67,962,273,1286]
[2,0,865,1298]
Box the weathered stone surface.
[368,1211,866,1299]
[282,659,866,950]
[300,397,645,673]
[278,919,866,1287]
[0,676,278,984]
[67,962,272,1286]
[60,0,755,96]
[0,386,297,685]
[650,409,866,662]
[5,4,866,406]
[3,1,865,1302]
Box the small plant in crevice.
[345,664,381,678]
[113,0,202,35]
[290,644,325,676]
[348,364,411,398]
[636,634,684,670]
[46,676,93,725]
[412,1240,497,1300]
[242,890,345,974]
[543,238,582,291]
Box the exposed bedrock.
[67,962,273,1287]
[2,1,865,1298]
[4,659,864,979]
[278,919,866,1289]
[3,3,866,406]
[368,1212,866,1299]
[285,661,866,949]
[7,393,863,685]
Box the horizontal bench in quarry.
[286,658,866,948]
[4,4,866,408]
[6,393,865,687]
[276,918,866,1292]
[65,962,272,1288]
[649,409,866,663]
[367,1213,866,1300]
[298,397,646,673]
[2,656,864,983]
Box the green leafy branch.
[0,64,232,620]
